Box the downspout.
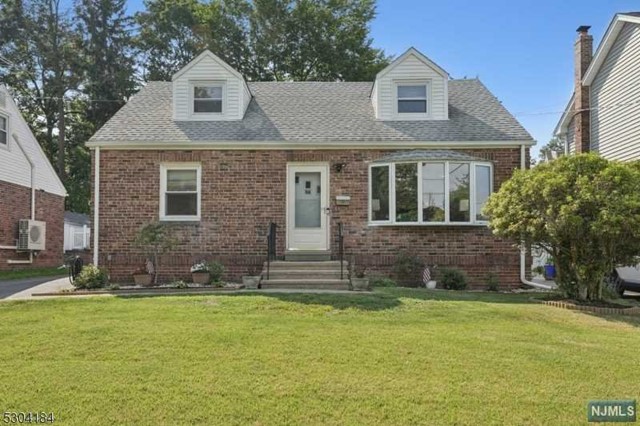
[93,147,100,266]
[519,144,553,290]
[5,133,35,264]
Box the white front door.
[287,163,330,251]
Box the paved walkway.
[3,277,73,300]
[0,275,67,299]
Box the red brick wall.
[95,148,527,289]
[0,180,65,270]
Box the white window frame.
[0,111,9,150]
[394,80,430,118]
[159,163,202,222]
[368,161,493,226]
[189,81,225,118]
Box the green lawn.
[0,266,65,280]
[0,289,638,425]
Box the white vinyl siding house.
[172,51,251,121]
[589,22,640,160]
[0,86,66,197]
[372,48,449,121]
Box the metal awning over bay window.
[368,150,493,226]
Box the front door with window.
[287,163,330,251]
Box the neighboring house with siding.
[555,12,640,159]
[0,85,66,269]
[87,48,535,289]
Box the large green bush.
[392,252,425,287]
[484,154,640,301]
[73,265,109,289]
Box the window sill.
[368,222,489,227]
[159,217,200,223]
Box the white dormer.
[372,47,449,121]
[172,50,251,121]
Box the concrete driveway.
[0,275,66,299]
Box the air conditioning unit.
[17,219,46,251]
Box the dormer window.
[396,83,428,114]
[191,82,224,115]
[0,113,8,147]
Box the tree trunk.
[57,98,66,182]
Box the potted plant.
[544,257,556,281]
[190,261,210,284]
[351,263,370,291]
[242,265,262,289]
[132,260,153,286]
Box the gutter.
[5,133,35,264]
[519,144,553,290]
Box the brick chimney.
[574,25,593,153]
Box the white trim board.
[87,140,536,150]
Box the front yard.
[0,288,638,425]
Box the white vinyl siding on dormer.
[172,51,250,121]
[0,86,66,197]
[590,22,640,160]
[373,51,448,121]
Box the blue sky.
[115,1,640,156]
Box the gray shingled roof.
[89,79,532,144]
[65,211,90,225]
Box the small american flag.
[422,266,431,287]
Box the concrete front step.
[265,269,347,279]
[266,261,347,269]
[261,279,350,290]
[284,251,332,261]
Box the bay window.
[369,161,492,225]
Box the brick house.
[87,48,534,289]
[0,85,66,270]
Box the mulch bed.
[33,285,248,297]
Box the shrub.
[170,280,189,289]
[486,273,499,292]
[73,265,109,290]
[439,268,468,290]
[485,153,640,301]
[370,276,397,287]
[207,261,225,283]
[392,252,425,287]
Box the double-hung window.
[0,113,8,148]
[369,160,492,225]
[192,83,223,114]
[397,83,428,114]
[160,164,201,221]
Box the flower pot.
[544,264,556,281]
[133,273,153,286]
[242,275,260,289]
[426,280,437,289]
[192,272,211,285]
[351,277,370,291]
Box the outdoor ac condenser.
[17,219,46,251]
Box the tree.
[75,0,138,130]
[538,136,564,162]
[135,0,389,82]
[135,0,253,80]
[134,222,176,285]
[0,0,81,182]
[484,154,640,301]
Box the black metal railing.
[266,222,277,280]
[337,222,344,280]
